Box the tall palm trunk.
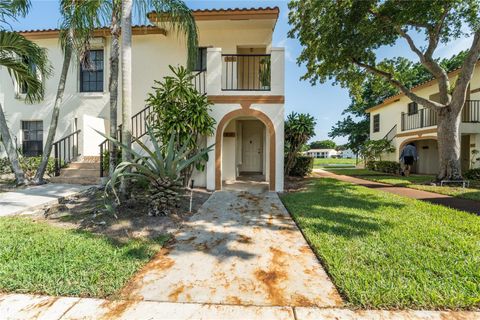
[33,37,73,184]
[0,102,25,185]
[120,0,132,194]
[109,5,120,176]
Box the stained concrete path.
[2,293,480,320]
[315,169,480,215]
[121,190,343,308]
[0,183,90,216]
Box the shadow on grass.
[282,178,397,239]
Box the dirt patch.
[32,187,211,243]
[284,176,314,193]
[168,284,185,302]
[254,247,289,306]
[99,299,138,320]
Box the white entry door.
[241,120,263,172]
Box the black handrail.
[53,130,81,176]
[192,70,206,95]
[99,105,154,177]
[221,54,271,91]
[383,124,397,141]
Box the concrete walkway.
[121,190,342,307]
[315,169,480,215]
[0,183,90,216]
[2,293,479,320]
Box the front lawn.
[313,158,357,168]
[324,168,480,201]
[0,216,167,298]
[281,178,480,309]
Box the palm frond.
[0,30,51,103]
[0,0,30,26]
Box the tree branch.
[451,28,480,111]
[352,59,445,110]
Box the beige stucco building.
[0,7,285,191]
[366,63,480,174]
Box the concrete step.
[66,162,100,170]
[50,176,101,185]
[59,168,99,178]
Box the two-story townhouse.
[0,7,285,191]
[366,62,480,175]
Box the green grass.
[324,168,480,201]
[313,158,357,168]
[0,217,167,298]
[281,178,480,309]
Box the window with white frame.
[80,49,104,92]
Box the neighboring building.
[366,63,480,174]
[337,149,356,159]
[0,7,285,191]
[305,149,338,158]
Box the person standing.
[400,143,418,176]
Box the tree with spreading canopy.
[330,52,469,155]
[0,0,51,185]
[289,0,480,180]
[309,140,336,150]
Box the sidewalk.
[0,183,91,216]
[315,169,480,215]
[1,293,479,320]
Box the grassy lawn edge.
[280,177,480,310]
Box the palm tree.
[33,0,102,184]
[111,0,198,182]
[0,0,51,185]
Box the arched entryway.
[400,137,439,175]
[215,109,276,191]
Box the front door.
[461,135,471,172]
[241,120,263,173]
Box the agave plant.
[100,126,213,215]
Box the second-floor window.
[373,114,380,133]
[408,102,418,115]
[193,47,207,71]
[80,50,104,92]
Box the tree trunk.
[33,40,73,184]
[0,102,25,185]
[436,105,462,181]
[120,0,133,195]
[109,8,120,176]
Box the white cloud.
[436,34,474,59]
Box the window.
[22,121,43,157]
[19,56,37,95]
[408,102,418,115]
[373,114,380,133]
[193,47,207,71]
[80,50,104,92]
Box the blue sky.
[8,0,473,144]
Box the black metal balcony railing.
[462,99,480,123]
[53,130,81,176]
[222,54,271,91]
[191,70,206,95]
[401,108,437,131]
[383,124,397,141]
[401,100,480,131]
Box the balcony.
[203,48,284,96]
[400,100,480,131]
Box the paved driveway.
[121,190,342,307]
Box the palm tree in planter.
[33,0,103,184]
[0,0,51,185]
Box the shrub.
[464,168,480,180]
[368,160,401,174]
[0,156,56,178]
[288,156,313,177]
[284,112,316,175]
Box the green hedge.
[367,160,401,174]
[464,168,480,180]
[0,157,56,177]
[288,156,314,177]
